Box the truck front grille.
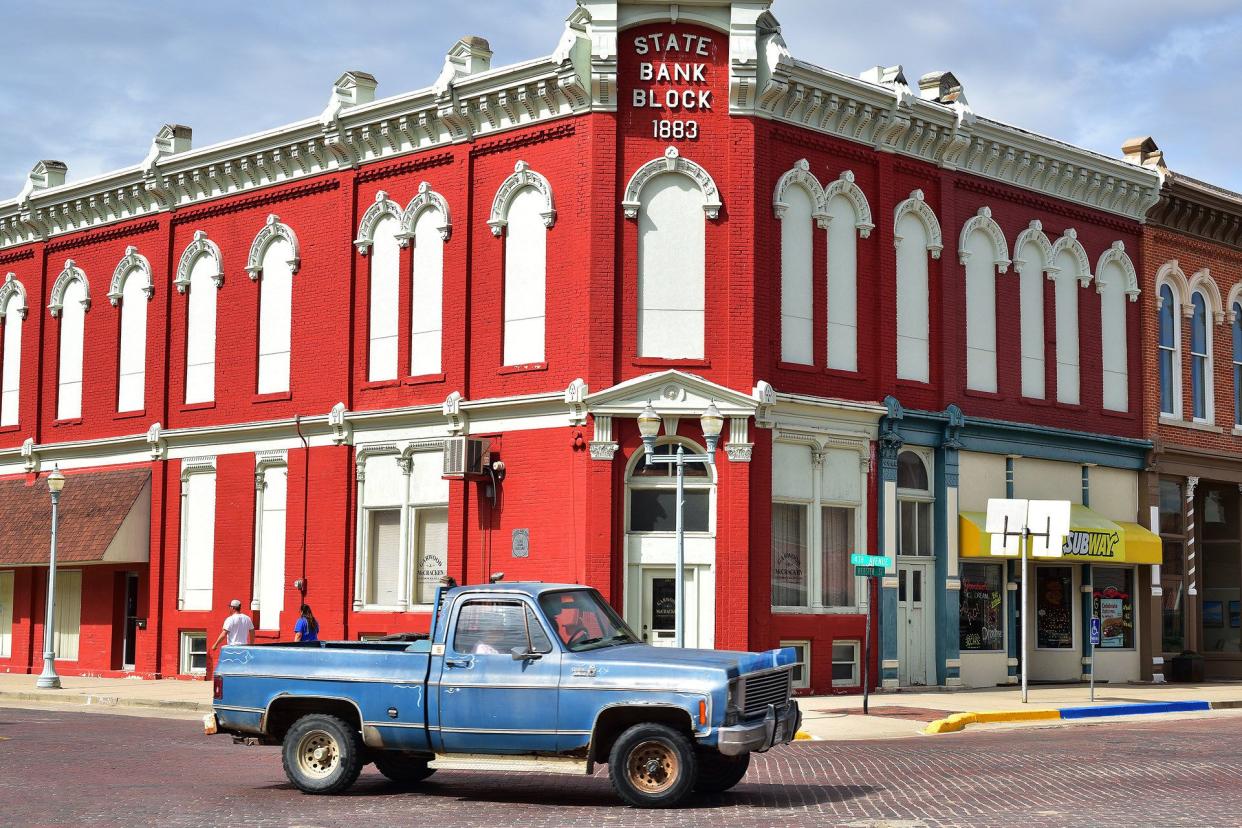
[741,669,792,719]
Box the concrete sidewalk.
[797,682,1242,740]
[0,673,212,715]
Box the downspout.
[295,414,309,600]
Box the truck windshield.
[539,590,640,652]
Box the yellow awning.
[959,504,1161,565]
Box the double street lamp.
[36,466,66,690]
[636,401,724,649]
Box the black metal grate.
[742,669,792,719]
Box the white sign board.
[1026,500,1071,557]
[985,498,1028,556]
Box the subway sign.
[1061,530,1120,559]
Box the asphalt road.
[2,706,1240,827]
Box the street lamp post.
[37,466,66,690]
[637,401,725,649]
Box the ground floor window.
[960,562,1004,652]
[180,631,207,675]
[831,641,860,687]
[1092,567,1135,649]
[53,569,82,661]
[1159,478,1186,652]
[781,640,810,689]
[365,508,402,606]
[1036,566,1073,649]
[0,570,12,659]
[771,502,859,611]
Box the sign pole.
[850,554,892,716]
[1090,567,1096,704]
[863,575,872,715]
[1020,523,1029,704]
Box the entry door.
[122,573,139,670]
[642,569,677,647]
[897,563,931,686]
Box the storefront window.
[1092,567,1134,649]
[1201,483,1241,653]
[772,503,808,608]
[897,451,933,557]
[821,507,855,607]
[1159,479,1183,535]
[1159,478,1186,653]
[1036,566,1073,649]
[960,563,1004,651]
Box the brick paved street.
[2,707,1240,827]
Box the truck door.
[436,598,560,754]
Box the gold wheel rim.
[626,739,679,794]
[296,729,340,779]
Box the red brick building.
[0,0,1162,692]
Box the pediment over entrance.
[585,370,760,418]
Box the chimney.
[1121,136,1165,170]
[918,70,966,105]
[449,36,493,76]
[29,160,67,190]
[859,64,908,88]
[333,71,378,107]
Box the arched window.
[1013,222,1054,399]
[247,215,299,395]
[50,261,90,421]
[893,191,942,383]
[1233,302,1242,427]
[409,204,445,376]
[368,215,402,381]
[778,181,815,365]
[1159,284,1178,416]
[896,450,932,557]
[959,207,1010,393]
[824,171,872,372]
[0,275,27,426]
[490,161,555,367]
[1051,230,1090,405]
[111,247,153,413]
[177,231,223,406]
[1190,292,1210,421]
[1096,242,1138,413]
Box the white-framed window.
[368,214,402,382]
[257,238,294,394]
[355,447,449,611]
[253,460,287,631]
[57,278,88,420]
[960,211,1008,393]
[0,569,14,658]
[503,187,547,366]
[116,268,148,413]
[897,450,933,557]
[1052,234,1087,405]
[178,459,216,611]
[894,193,940,383]
[779,183,815,365]
[628,440,714,535]
[1096,246,1135,413]
[1233,301,1242,427]
[180,630,208,676]
[0,278,26,427]
[638,173,706,360]
[831,640,860,687]
[1014,228,1051,400]
[184,254,219,405]
[781,639,811,689]
[53,569,82,661]
[1190,291,1212,422]
[959,561,1006,652]
[1159,283,1179,417]
[771,441,865,611]
[410,207,445,377]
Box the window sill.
[52,418,82,427]
[0,424,20,434]
[824,367,862,380]
[770,606,865,615]
[962,388,1003,400]
[253,391,292,404]
[180,401,216,412]
[1018,396,1051,407]
[361,379,400,391]
[1099,408,1137,421]
[404,373,446,386]
[1052,401,1084,413]
[114,409,146,421]
[631,358,710,369]
[1161,416,1223,434]
[777,361,818,374]
[498,362,547,375]
[895,378,931,389]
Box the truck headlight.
[725,679,740,726]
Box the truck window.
[453,600,551,655]
[538,589,640,652]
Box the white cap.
[229,599,242,609]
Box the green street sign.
[854,565,886,578]
[850,554,892,568]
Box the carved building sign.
[623,25,721,142]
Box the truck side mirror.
[510,646,541,662]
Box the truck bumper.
[716,700,801,756]
[203,712,218,736]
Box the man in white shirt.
[212,599,255,651]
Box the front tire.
[608,723,698,808]
[281,714,364,795]
[373,754,435,786]
[694,751,750,794]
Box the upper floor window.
[896,450,933,557]
[49,261,90,421]
[625,147,721,362]
[1096,242,1138,413]
[824,172,872,373]
[405,184,450,378]
[177,231,224,405]
[1051,230,1090,405]
[1190,292,1211,421]
[893,191,942,383]
[0,275,28,427]
[1233,302,1242,427]
[356,193,404,382]
[775,169,817,366]
[490,161,555,367]
[1158,283,1178,416]
[959,207,1010,393]
[110,247,153,413]
[246,215,300,395]
[1013,222,1054,400]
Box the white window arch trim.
[1187,268,1224,325]
[174,231,225,293]
[625,435,718,539]
[1093,241,1140,303]
[489,160,556,236]
[1227,282,1242,324]
[401,182,452,242]
[1051,229,1093,288]
[773,159,829,228]
[0,273,29,320]
[1188,288,1215,423]
[245,214,300,281]
[823,170,875,237]
[957,206,1010,272]
[1012,221,1056,401]
[48,260,91,318]
[1011,220,1056,276]
[108,246,155,306]
[353,191,407,255]
[622,146,722,220]
[892,190,943,259]
[896,447,935,559]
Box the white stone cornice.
[108,245,155,306]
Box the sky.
[2,0,1240,198]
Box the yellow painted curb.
[794,730,813,740]
[924,708,1060,734]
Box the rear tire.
[373,754,436,786]
[608,722,697,808]
[281,714,364,795]
[694,751,750,794]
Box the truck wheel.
[693,751,750,794]
[281,714,364,795]
[373,754,435,786]
[608,723,697,808]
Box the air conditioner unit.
[442,436,490,479]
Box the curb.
[0,689,211,714]
[924,699,1232,734]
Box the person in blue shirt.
[293,604,319,642]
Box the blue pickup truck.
[206,580,801,808]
